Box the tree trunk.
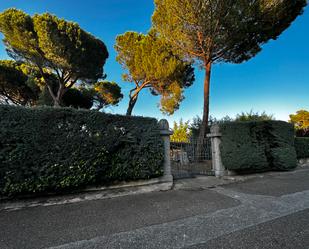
[53,98,61,107]
[126,94,139,116]
[196,62,212,161]
[45,84,60,107]
[54,84,66,107]
[37,66,61,107]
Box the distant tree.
[0,8,109,107]
[115,30,194,116]
[0,59,122,110]
[65,81,124,111]
[189,115,233,139]
[235,110,275,122]
[289,110,309,137]
[38,81,123,110]
[189,111,274,139]
[91,81,123,110]
[0,60,39,105]
[171,119,191,142]
[219,115,234,123]
[61,88,93,109]
[153,0,307,145]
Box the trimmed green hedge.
[0,105,164,197]
[219,121,297,172]
[295,137,309,159]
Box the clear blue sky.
[0,0,308,124]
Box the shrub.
[0,105,164,197]
[235,110,275,122]
[219,121,297,172]
[295,137,309,159]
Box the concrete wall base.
[214,170,237,178]
[298,158,309,167]
[0,177,173,211]
[215,170,226,178]
[226,170,237,176]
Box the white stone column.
[207,124,225,177]
[159,119,174,182]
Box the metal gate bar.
[170,139,213,179]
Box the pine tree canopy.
[153,0,307,64]
[115,30,194,115]
[0,8,109,106]
[0,60,39,105]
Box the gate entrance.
[170,139,213,179]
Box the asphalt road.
[0,189,240,249]
[186,209,309,249]
[1,168,309,249]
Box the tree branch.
[36,64,58,102]
[65,77,78,89]
[131,80,151,99]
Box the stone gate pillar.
[159,119,174,182]
[207,124,225,177]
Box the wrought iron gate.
[170,139,213,179]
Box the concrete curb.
[173,165,309,191]
[222,164,309,182]
[0,177,173,211]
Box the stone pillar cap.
[159,119,173,135]
[159,119,169,130]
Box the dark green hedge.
[219,121,297,172]
[295,137,309,159]
[0,105,164,197]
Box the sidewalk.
[174,164,309,190]
[1,165,308,212]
